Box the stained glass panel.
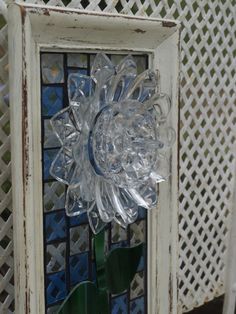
[41,52,148,313]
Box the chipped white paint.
[8,3,179,314]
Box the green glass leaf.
[105,243,144,294]
[57,281,98,314]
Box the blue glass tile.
[46,271,66,306]
[44,181,66,212]
[137,255,144,273]
[69,212,88,226]
[70,252,89,286]
[43,149,59,180]
[137,207,147,220]
[130,297,145,314]
[42,86,63,116]
[111,241,128,250]
[45,211,66,242]
[46,242,66,273]
[111,294,128,314]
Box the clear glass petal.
[118,188,139,223]
[128,180,157,209]
[114,213,128,229]
[50,105,81,146]
[80,160,95,202]
[50,147,77,185]
[146,93,171,123]
[105,55,137,103]
[87,202,106,234]
[68,139,83,187]
[116,55,137,75]
[90,53,115,112]
[95,177,115,223]
[109,184,139,224]
[150,153,170,182]
[106,74,135,103]
[124,69,159,102]
[91,53,115,83]
[65,185,88,216]
[68,73,95,105]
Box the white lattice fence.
[0,20,14,313]
[0,0,235,313]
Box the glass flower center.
[88,100,163,188]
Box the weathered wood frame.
[8,3,180,313]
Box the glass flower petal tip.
[50,53,175,234]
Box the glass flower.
[50,53,175,234]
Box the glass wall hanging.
[9,4,179,313]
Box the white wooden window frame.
[8,3,180,313]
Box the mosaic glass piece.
[110,54,126,66]
[133,56,147,74]
[68,68,87,75]
[137,252,145,272]
[130,220,146,245]
[111,241,128,250]
[42,53,64,83]
[44,181,66,212]
[70,225,89,255]
[46,271,67,305]
[137,207,147,220]
[111,294,128,314]
[89,54,96,68]
[42,87,63,117]
[130,271,144,300]
[44,119,61,148]
[43,149,60,180]
[45,211,66,242]
[67,53,88,68]
[46,242,66,273]
[111,222,127,243]
[130,296,145,314]
[69,252,89,286]
[69,212,88,227]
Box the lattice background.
[0,0,235,313]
